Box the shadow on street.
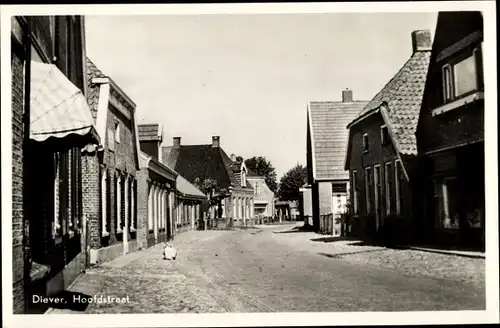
[274,225,315,234]
[317,248,388,259]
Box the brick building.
[11,16,99,313]
[416,12,484,249]
[162,136,254,227]
[306,90,368,235]
[345,30,432,243]
[137,123,178,248]
[246,170,275,224]
[175,174,207,233]
[83,58,141,265]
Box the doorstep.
[408,246,485,259]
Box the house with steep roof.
[306,90,368,234]
[246,169,275,223]
[416,12,484,250]
[162,136,255,227]
[344,30,432,243]
[83,57,142,264]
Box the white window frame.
[442,64,453,103]
[364,167,372,214]
[395,160,402,215]
[351,170,359,215]
[101,168,109,237]
[241,171,246,187]
[384,162,392,215]
[374,164,381,223]
[452,53,478,98]
[115,121,121,144]
[362,133,369,152]
[116,174,122,233]
[380,125,388,145]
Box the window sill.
[116,229,123,234]
[362,150,369,154]
[432,91,484,117]
[102,231,110,237]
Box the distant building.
[345,30,432,243]
[162,136,254,227]
[416,12,484,249]
[246,170,275,224]
[137,124,178,247]
[306,90,368,235]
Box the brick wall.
[81,153,100,248]
[136,168,149,249]
[12,43,26,315]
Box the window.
[394,160,403,215]
[241,170,246,187]
[101,167,108,237]
[381,126,389,145]
[364,167,372,214]
[442,46,482,103]
[255,182,260,195]
[351,170,359,215]
[362,133,369,152]
[107,128,115,152]
[384,162,392,215]
[434,178,459,229]
[115,121,121,143]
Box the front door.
[374,165,382,231]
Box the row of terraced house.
[302,11,485,250]
[10,15,276,314]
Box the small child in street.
[163,242,178,260]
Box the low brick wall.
[89,242,124,265]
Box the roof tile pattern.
[161,144,253,192]
[85,57,106,123]
[352,51,431,155]
[309,101,368,180]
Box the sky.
[85,12,438,179]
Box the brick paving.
[48,225,485,313]
[270,223,485,289]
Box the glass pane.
[454,55,477,97]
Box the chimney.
[173,137,181,148]
[230,154,236,162]
[342,88,353,103]
[212,136,220,148]
[411,30,432,53]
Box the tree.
[276,164,307,202]
[243,156,278,192]
[193,178,230,218]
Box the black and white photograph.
[1,1,498,327]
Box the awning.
[30,60,99,143]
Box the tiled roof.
[309,100,368,180]
[176,173,206,198]
[162,144,254,192]
[349,51,431,155]
[85,57,106,123]
[138,124,162,141]
[161,145,233,190]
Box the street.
[49,223,485,314]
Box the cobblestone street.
[48,223,485,314]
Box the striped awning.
[30,60,99,143]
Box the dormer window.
[362,133,369,152]
[441,45,483,104]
